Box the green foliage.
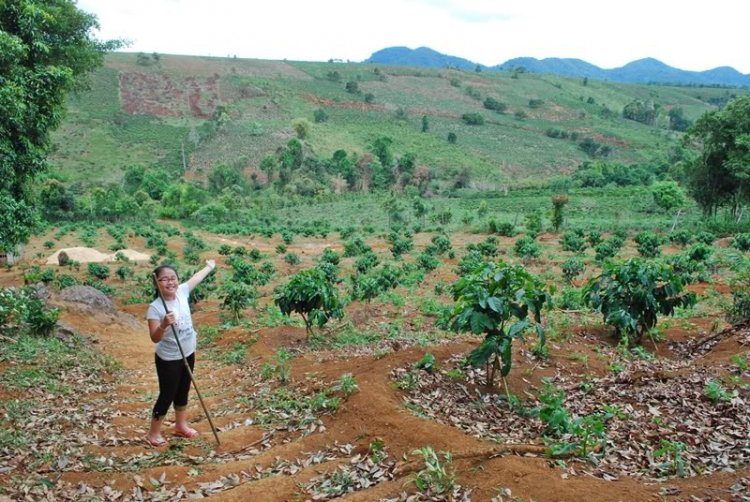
[354,251,379,273]
[0,287,59,338]
[87,262,110,280]
[562,257,585,284]
[219,282,257,323]
[583,258,696,345]
[732,233,750,252]
[651,182,686,212]
[623,99,658,125]
[483,97,507,113]
[413,352,437,373]
[695,231,716,245]
[447,132,457,144]
[488,219,516,237]
[413,447,456,496]
[449,261,553,386]
[669,230,693,247]
[284,252,301,266]
[654,440,689,477]
[115,266,133,281]
[430,235,452,255]
[0,0,121,251]
[313,108,329,123]
[343,236,371,257]
[524,212,543,238]
[514,236,541,260]
[704,380,731,403]
[634,231,663,258]
[332,373,359,396]
[684,95,750,216]
[561,231,586,253]
[274,268,343,337]
[538,379,571,436]
[551,194,569,233]
[461,112,485,126]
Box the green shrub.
[669,230,693,247]
[732,233,750,252]
[355,252,379,273]
[634,232,663,258]
[284,253,300,266]
[583,258,696,345]
[488,219,516,237]
[87,262,110,280]
[274,268,344,337]
[695,231,715,245]
[220,282,258,323]
[587,230,602,247]
[562,257,585,284]
[561,231,586,253]
[449,261,553,386]
[461,112,485,125]
[514,236,541,260]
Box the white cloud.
[78,0,750,73]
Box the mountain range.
[365,47,750,87]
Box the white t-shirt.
[146,283,197,361]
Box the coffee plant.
[449,261,553,388]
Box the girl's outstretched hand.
[206,260,216,271]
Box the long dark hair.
[153,265,179,299]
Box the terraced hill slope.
[50,52,744,186]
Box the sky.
[78,0,750,73]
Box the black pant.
[152,352,195,420]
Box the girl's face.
[156,270,179,296]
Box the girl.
[145,260,215,447]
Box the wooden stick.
[152,274,221,446]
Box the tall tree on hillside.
[683,95,750,217]
[0,0,123,251]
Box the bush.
[634,232,663,258]
[416,253,440,272]
[687,243,712,262]
[343,236,371,257]
[562,257,586,284]
[313,109,329,123]
[447,132,457,144]
[488,219,516,237]
[669,230,693,247]
[284,253,300,266]
[461,112,485,125]
[449,261,553,386]
[732,233,750,252]
[320,248,340,266]
[87,263,110,280]
[595,241,617,262]
[587,230,602,247]
[355,251,379,273]
[561,231,586,253]
[431,235,452,255]
[275,243,287,255]
[0,287,59,338]
[583,258,696,345]
[524,212,543,239]
[695,231,715,245]
[220,282,258,323]
[116,266,133,281]
[514,236,541,260]
[274,268,344,337]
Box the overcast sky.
[78,0,750,73]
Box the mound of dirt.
[46,247,150,265]
[59,285,115,312]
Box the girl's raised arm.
[186,260,216,292]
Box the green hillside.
[50,52,745,186]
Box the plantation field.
[48,52,748,185]
[1,215,749,501]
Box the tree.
[291,118,311,140]
[475,64,482,73]
[449,261,553,389]
[551,194,569,233]
[208,164,244,194]
[0,0,122,251]
[421,115,429,133]
[220,282,257,323]
[274,268,343,338]
[651,182,686,212]
[447,132,458,144]
[370,136,394,168]
[683,95,750,216]
[668,107,692,132]
[583,77,589,86]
